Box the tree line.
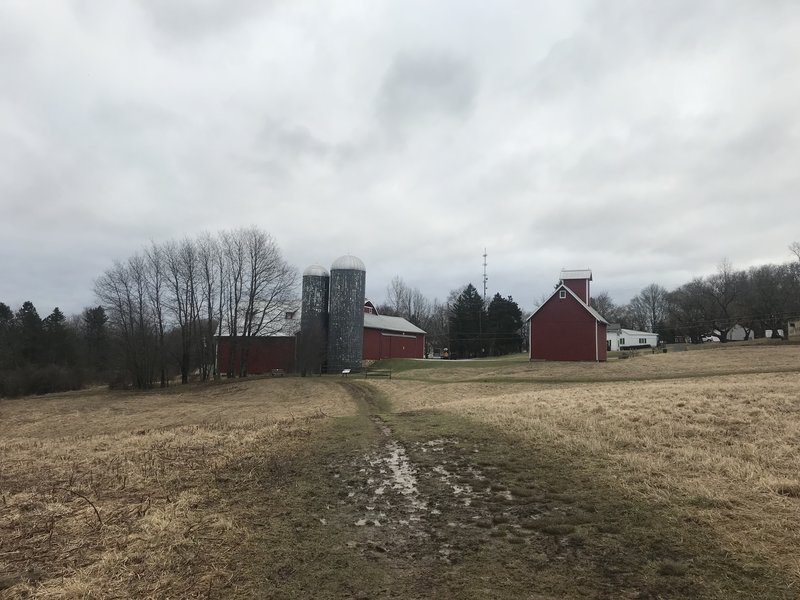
[1,227,297,398]
[94,227,297,389]
[378,277,524,358]
[5,237,799,398]
[590,249,800,343]
[0,302,109,397]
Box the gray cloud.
[134,0,273,39]
[2,1,800,316]
[376,52,478,129]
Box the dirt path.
[319,380,793,599]
[215,380,794,599]
[337,381,540,570]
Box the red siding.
[562,278,590,304]
[217,336,296,375]
[596,322,608,361]
[363,328,424,360]
[217,329,425,374]
[529,291,606,362]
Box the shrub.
[0,365,84,398]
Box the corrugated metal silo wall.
[327,268,366,372]
[300,274,329,371]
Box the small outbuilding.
[362,312,426,360]
[606,325,658,351]
[527,269,608,362]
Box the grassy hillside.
[2,346,799,598]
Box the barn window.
[639,337,646,344]
[620,338,625,345]
[559,290,566,299]
[285,311,296,320]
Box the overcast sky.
[2,1,800,316]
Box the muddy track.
[338,379,384,414]
[331,380,732,598]
[335,381,601,573]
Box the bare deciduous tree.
[589,291,617,322]
[384,276,432,328]
[96,227,297,387]
[95,257,158,389]
[629,283,669,333]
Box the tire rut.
[334,381,537,569]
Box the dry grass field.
[376,346,800,589]
[2,345,800,598]
[0,378,355,598]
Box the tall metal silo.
[327,255,366,372]
[299,265,330,374]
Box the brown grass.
[393,344,800,383]
[4,346,800,596]
[372,349,800,584]
[0,378,353,598]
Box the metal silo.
[299,265,330,374]
[327,255,366,372]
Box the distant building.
[215,281,427,375]
[215,301,301,375]
[527,269,608,362]
[607,325,658,351]
[363,312,426,360]
[720,324,751,341]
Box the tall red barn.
[527,269,608,362]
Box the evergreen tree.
[486,293,523,355]
[0,302,13,370]
[16,301,43,366]
[43,307,74,365]
[448,284,485,358]
[82,306,109,376]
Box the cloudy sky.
[2,1,800,316]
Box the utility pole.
[479,248,488,357]
[482,248,488,302]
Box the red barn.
[527,269,608,362]
[362,313,426,360]
[216,302,426,375]
[216,336,296,375]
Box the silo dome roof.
[331,254,366,271]
[303,264,329,277]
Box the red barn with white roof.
[527,269,608,362]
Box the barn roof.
[363,313,426,335]
[616,328,658,337]
[216,300,301,337]
[525,284,608,324]
[560,269,592,281]
[217,306,426,337]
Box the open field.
[2,346,800,598]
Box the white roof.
[363,313,426,335]
[525,284,608,324]
[216,300,301,337]
[617,328,658,337]
[331,254,366,271]
[560,269,592,281]
[303,264,329,277]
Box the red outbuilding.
[527,269,608,362]
[216,336,296,375]
[362,313,426,360]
